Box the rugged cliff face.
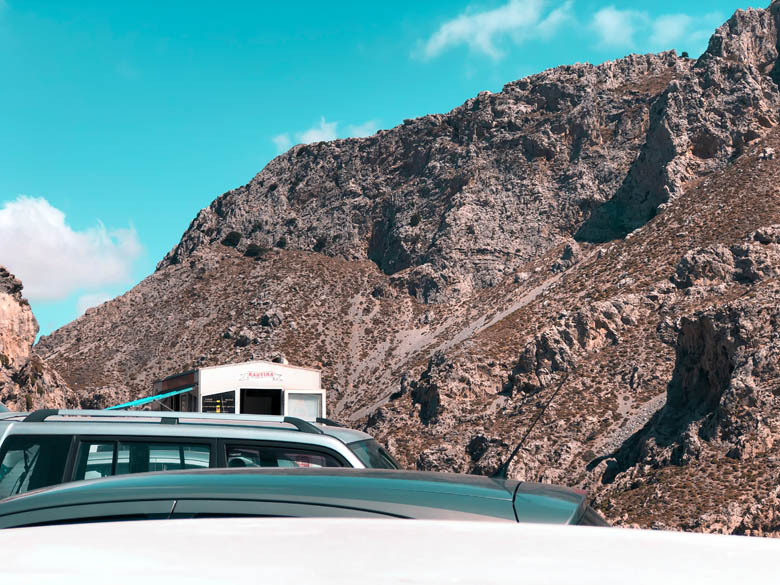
[596,278,780,535]
[0,267,73,411]
[159,52,689,302]
[35,2,780,533]
[578,4,780,241]
[0,267,37,369]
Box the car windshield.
[348,439,400,469]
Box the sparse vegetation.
[314,236,327,252]
[244,244,268,258]
[221,231,242,247]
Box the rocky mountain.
[0,267,73,411]
[33,2,780,534]
[161,51,688,302]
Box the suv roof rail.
[23,409,59,423]
[315,417,344,427]
[21,409,324,434]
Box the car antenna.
[491,370,572,479]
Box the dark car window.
[347,439,400,469]
[73,440,211,481]
[0,435,71,498]
[74,442,114,480]
[225,445,342,468]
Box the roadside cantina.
[110,359,326,420]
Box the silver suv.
[0,409,399,499]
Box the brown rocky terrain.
[25,2,780,534]
[0,267,74,411]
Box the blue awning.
[106,387,194,410]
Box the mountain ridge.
[158,51,690,301]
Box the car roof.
[2,419,359,442]
[0,468,528,523]
[0,420,365,467]
[1,410,372,444]
[1,518,778,584]
[313,424,372,443]
[0,421,356,447]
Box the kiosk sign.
[238,371,284,383]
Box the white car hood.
[1,518,777,584]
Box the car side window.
[0,435,72,498]
[226,444,342,468]
[73,440,211,481]
[74,442,114,480]
[117,442,211,474]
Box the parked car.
[0,466,607,528]
[0,409,399,499]
[2,517,776,585]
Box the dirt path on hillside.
[346,255,595,421]
[596,392,667,456]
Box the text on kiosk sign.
[238,371,284,383]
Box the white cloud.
[272,133,292,154]
[271,117,379,152]
[0,196,142,301]
[536,2,573,38]
[346,120,379,138]
[591,8,724,54]
[419,0,573,60]
[76,292,112,315]
[656,12,724,53]
[649,14,692,48]
[298,117,339,144]
[591,6,647,49]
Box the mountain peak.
[702,2,780,76]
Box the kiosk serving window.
[240,389,282,415]
[202,391,235,414]
[288,393,322,419]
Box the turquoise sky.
[0,0,759,335]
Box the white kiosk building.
[111,360,326,420]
